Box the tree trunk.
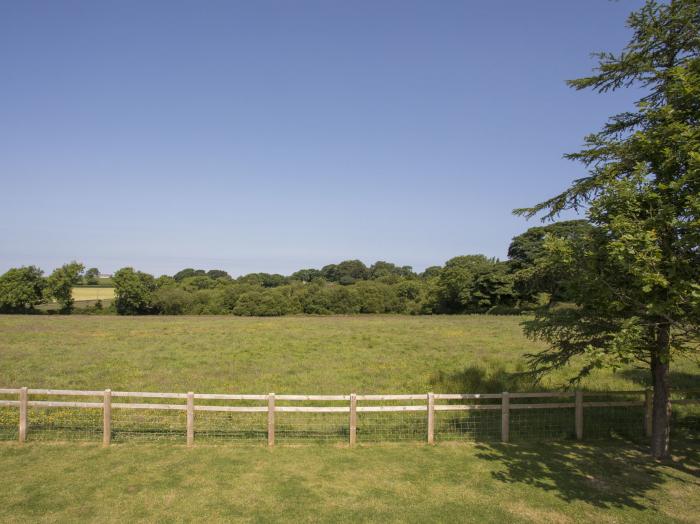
[650,323,671,459]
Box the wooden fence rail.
[0,387,697,446]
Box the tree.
[152,287,193,315]
[507,220,595,304]
[435,255,515,313]
[84,267,100,285]
[113,267,157,314]
[369,261,415,281]
[0,266,45,312]
[291,268,323,282]
[46,261,84,313]
[173,268,205,281]
[206,269,230,280]
[321,260,369,284]
[514,0,700,458]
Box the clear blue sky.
[0,0,645,277]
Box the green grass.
[0,441,698,523]
[1,314,696,393]
[1,315,698,522]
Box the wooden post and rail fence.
[0,387,697,446]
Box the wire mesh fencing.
[194,411,267,443]
[0,387,697,447]
[0,391,18,441]
[510,407,576,442]
[434,409,502,442]
[111,408,187,443]
[670,390,700,441]
[276,411,349,444]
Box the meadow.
[0,315,698,522]
[2,314,698,393]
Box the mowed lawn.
[1,315,698,523]
[0,441,698,523]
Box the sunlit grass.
[0,441,697,523]
[71,287,115,301]
[0,315,697,393]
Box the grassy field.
[1,314,697,393]
[71,286,115,302]
[0,441,698,523]
[0,315,698,522]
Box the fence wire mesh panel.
[435,410,501,442]
[583,405,645,441]
[27,407,102,442]
[510,408,576,442]
[357,399,427,442]
[111,408,186,443]
[0,407,18,441]
[276,412,349,444]
[1,387,697,446]
[671,391,700,441]
[194,411,267,443]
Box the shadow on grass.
[473,439,700,510]
[429,364,537,394]
[619,369,700,390]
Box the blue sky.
[0,0,645,277]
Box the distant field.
[0,315,697,393]
[71,286,115,302]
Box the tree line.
[0,220,591,316]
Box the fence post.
[349,393,357,446]
[19,387,28,443]
[187,392,194,447]
[501,392,509,443]
[644,389,653,438]
[427,392,435,445]
[268,393,275,447]
[575,391,583,440]
[103,389,111,447]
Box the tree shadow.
[429,364,537,394]
[619,369,700,390]
[473,439,700,511]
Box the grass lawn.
[0,441,698,523]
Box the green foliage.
[83,267,99,285]
[507,220,595,304]
[45,261,84,313]
[368,261,415,283]
[435,255,516,313]
[290,268,323,282]
[321,260,369,284]
[151,287,193,315]
[206,269,230,280]
[113,267,157,315]
[237,272,288,288]
[233,288,299,316]
[172,268,203,281]
[515,0,700,373]
[0,266,45,312]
